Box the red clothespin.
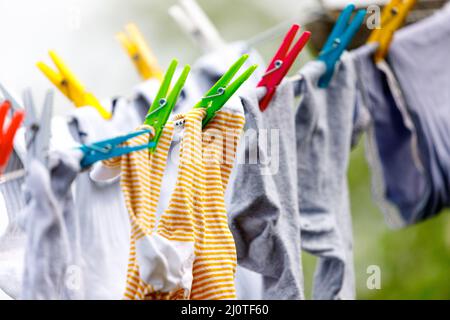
[257,24,311,111]
[0,101,25,174]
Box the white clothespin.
[169,0,226,53]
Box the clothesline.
[0,0,449,301]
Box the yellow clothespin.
[367,0,416,62]
[116,23,163,81]
[37,51,111,119]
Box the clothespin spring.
[262,60,283,78]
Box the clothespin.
[0,83,23,113]
[194,54,257,127]
[23,89,53,167]
[37,51,111,119]
[257,24,311,111]
[367,0,416,62]
[144,59,190,151]
[169,0,226,53]
[79,129,156,168]
[116,23,163,81]
[317,4,366,88]
[0,101,25,173]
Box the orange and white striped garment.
[102,106,245,300]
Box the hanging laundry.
[0,151,26,300]
[387,3,450,221]
[351,44,429,228]
[21,151,84,300]
[60,98,148,300]
[98,103,245,299]
[128,46,265,300]
[229,83,305,300]
[295,53,362,300]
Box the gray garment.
[295,57,356,300]
[0,151,25,236]
[351,44,429,228]
[21,153,83,300]
[0,150,26,299]
[230,84,304,300]
[388,3,450,220]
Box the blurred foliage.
[303,138,450,299]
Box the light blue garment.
[352,44,429,228]
[388,3,450,221]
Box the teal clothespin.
[144,59,190,152]
[194,54,257,128]
[317,4,366,88]
[78,129,156,168]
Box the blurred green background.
[0,0,448,299]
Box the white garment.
[62,97,147,300]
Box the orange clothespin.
[116,23,163,81]
[367,0,416,62]
[0,101,25,174]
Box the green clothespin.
[144,59,190,152]
[194,54,257,128]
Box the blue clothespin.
[78,129,156,168]
[317,4,366,88]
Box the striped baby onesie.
[103,107,245,300]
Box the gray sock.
[230,83,304,300]
[295,56,357,300]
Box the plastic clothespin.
[317,4,366,88]
[367,0,416,62]
[0,101,25,173]
[78,129,156,168]
[144,59,190,151]
[169,0,226,53]
[23,89,53,167]
[257,24,311,111]
[116,23,163,81]
[37,51,111,119]
[0,83,23,113]
[194,54,257,128]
